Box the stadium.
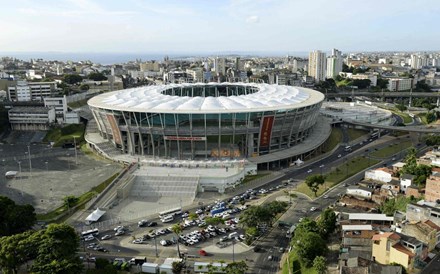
[87,83,325,167]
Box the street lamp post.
[73,136,78,165]
[66,154,70,171]
[45,161,48,172]
[27,145,32,175]
[232,238,235,262]
[18,160,22,196]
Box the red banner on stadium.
[259,116,274,147]
[106,114,122,145]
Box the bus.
[81,228,99,238]
[158,207,182,219]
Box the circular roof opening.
[161,84,259,97]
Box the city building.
[351,73,378,87]
[365,168,394,183]
[88,83,324,166]
[8,106,56,130]
[411,54,429,69]
[308,50,326,82]
[326,48,343,79]
[7,81,58,101]
[386,78,415,91]
[140,61,160,72]
[43,96,68,123]
[406,203,440,227]
[214,57,226,75]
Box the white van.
[161,215,174,223]
[344,146,352,152]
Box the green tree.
[88,72,107,81]
[313,256,327,274]
[401,147,417,175]
[317,209,337,237]
[205,217,224,226]
[171,261,183,274]
[188,212,198,221]
[224,260,248,274]
[292,231,327,267]
[395,104,407,112]
[294,218,319,236]
[0,230,35,274]
[79,84,90,91]
[426,112,437,124]
[376,78,389,89]
[305,174,325,197]
[171,224,183,258]
[63,74,83,85]
[63,195,79,210]
[0,196,36,236]
[31,223,83,274]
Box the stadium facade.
[87,83,324,163]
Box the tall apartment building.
[326,49,343,79]
[214,57,226,75]
[292,59,307,73]
[186,68,204,83]
[7,81,58,102]
[308,50,327,82]
[411,54,429,69]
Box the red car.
[198,249,208,256]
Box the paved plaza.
[0,141,122,214]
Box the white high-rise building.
[214,57,226,75]
[308,50,327,82]
[411,54,429,69]
[326,49,343,79]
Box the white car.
[239,234,246,241]
[101,234,112,240]
[115,230,125,236]
[310,207,317,211]
[113,225,125,231]
[307,169,312,173]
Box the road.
[78,132,421,273]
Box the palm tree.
[171,224,183,258]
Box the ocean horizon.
[0,51,309,65]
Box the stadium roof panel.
[88,82,324,114]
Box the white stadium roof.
[88,83,324,114]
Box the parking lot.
[79,185,289,261]
[0,140,122,213]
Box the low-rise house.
[372,232,427,270]
[406,186,422,199]
[401,220,440,252]
[346,186,373,199]
[365,168,394,183]
[392,162,406,174]
[347,213,394,227]
[406,203,440,227]
[380,179,400,197]
[400,174,414,193]
[340,256,403,274]
[425,174,440,203]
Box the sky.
[0,0,439,54]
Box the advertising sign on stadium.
[106,114,122,145]
[164,136,206,141]
[259,116,274,147]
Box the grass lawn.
[417,113,429,125]
[347,128,369,141]
[242,173,270,184]
[323,128,343,152]
[282,252,316,274]
[369,140,413,158]
[379,106,413,124]
[294,156,380,198]
[44,124,85,146]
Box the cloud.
[246,15,259,23]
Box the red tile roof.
[392,242,415,258]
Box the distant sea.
[0,51,309,65]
